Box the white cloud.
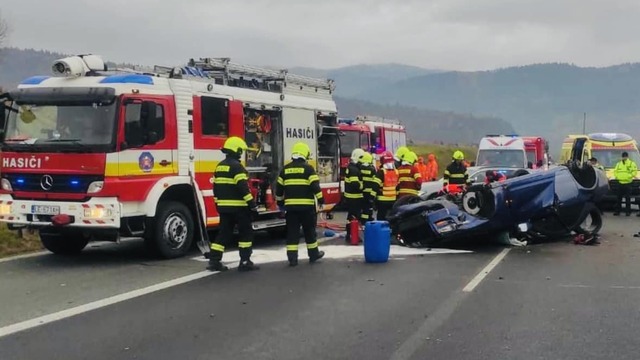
[2,0,640,71]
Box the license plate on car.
[31,205,60,215]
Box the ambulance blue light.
[100,75,154,85]
[20,76,50,85]
[70,180,80,186]
[16,178,25,185]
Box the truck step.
[252,218,286,231]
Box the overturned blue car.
[386,163,609,247]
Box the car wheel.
[573,204,603,235]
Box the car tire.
[145,201,195,259]
[573,204,603,235]
[39,228,90,255]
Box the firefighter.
[359,152,377,224]
[397,151,423,199]
[275,142,325,266]
[613,151,637,216]
[394,146,410,168]
[373,151,398,221]
[443,150,470,192]
[417,156,429,181]
[345,148,365,241]
[208,137,260,272]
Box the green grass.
[0,224,42,258]
[411,143,479,177]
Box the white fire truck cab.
[0,55,342,258]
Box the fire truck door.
[119,98,177,177]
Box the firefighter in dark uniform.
[443,150,470,191]
[275,142,325,266]
[345,148,366,241]
[372,151,398,221]
[359,152,377,224]
[207,137,260,272]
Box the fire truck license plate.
[31,205,60,215]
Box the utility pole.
[583,112,586,134]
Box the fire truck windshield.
[3,102,116,152]
[477,149,526,168]
[340,131,369,157]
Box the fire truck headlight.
[84,208,112,219]
[1,178,12,192]
[0,204,11,215]
[87,181,104,194]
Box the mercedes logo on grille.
[40,175,54,191]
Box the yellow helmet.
[351,148,366,163]
[403,151,418,164]
[222,137,248,155]
[359,152,374,165]
[292,142,311,159]
[394,146,409,161]
[453,150,464,160]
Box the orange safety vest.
[378,169,399,202]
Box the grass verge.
[0,224,42,258]
[411,143,479,177]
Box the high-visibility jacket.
[416,162,429,181]
[373,168,399,202]
[360,164,377,201]
[344,163,363,199]
[213,156,255,213]
[614,159,638,185]
[397,164,423,197]
[443,161,469,186]
[275,158,323,210]
[425,156,438,181]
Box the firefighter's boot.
[288,252,298,267]
[238,260,260,272]
[309,249,325,263]
[207,260,228,272]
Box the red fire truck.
[522,136,550,168]
[337,116,406,177]
[0,55,342,258]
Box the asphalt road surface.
[1,212,640,360]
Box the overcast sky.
[2,0,640,71]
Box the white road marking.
[462,248,510,292]
[0,270,221,339]
[0,251,49,263]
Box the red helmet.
[380,151,394,164]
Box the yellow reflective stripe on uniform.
[315,192,323,199]
[306,242,318,249]
[238,242,252,249]
[449,174,465,178]
[374,177,383,185]
[284,179,310,186]
[285,168,305,174]
[345,193,364,199]
[243,194,254,202]
[362,213,370,219]
[398,169,411,174]
[214,178,235,185]
[287,245,299,251]
[277,177,284,185]
[309,174,320,182]
[399,177,415,182]
[234,173,248,183]
[210,243,225,252]
[444,170,451,175]
[398,189,419,195]
[284,199,316,205]
[215,165,230,172]
[345,176,360,183]
[377,195,396,201]
[215,200,248,206]
[413,173,421,179]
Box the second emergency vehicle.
[476,135,527,168]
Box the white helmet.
[350,148,366,164]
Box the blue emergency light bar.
[338,118,356,125]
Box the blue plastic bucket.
[364,221,391,263]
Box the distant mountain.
[335,97,514,144]
[289,63,441,97]
[0,48,68,90]
[353,63,640,154]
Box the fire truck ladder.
[154,57,335,95]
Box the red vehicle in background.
[522,136,550,168]
[337,116,407,178]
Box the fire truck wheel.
[146,201,195,259]
[39,228,90,255]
